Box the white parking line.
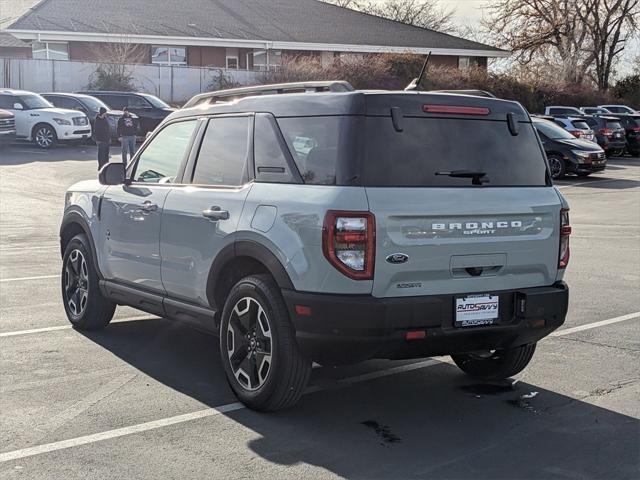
[0,315,157,338]
[0,359,442,463]
[557,175,640,190]
[0,311,637,462]
[0,274,59,283]
[551,311,640,337]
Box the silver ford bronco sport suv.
[60,82,570,411]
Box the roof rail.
[183,81,355,108]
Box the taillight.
[632,127,640,133]
[569,130,582,138]
[323,211,375,280]
[600,128,613,137]
[559,208,571,269]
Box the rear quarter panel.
[239,184,372,294]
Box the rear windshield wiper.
[435,170,488,185]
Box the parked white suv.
[0,89,92,148]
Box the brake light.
[323,211,375,280]
[559,208,571,269]
[422,105,490,116]
[632,127,640,133]
[600,128,613,137]
[568,130,582,138]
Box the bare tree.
[484,0,639,89]
[87,40,149,91]
[484,0,591,84]
[322,0,456,32]
[578,0,639,90]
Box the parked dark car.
[533,118,606,179]
[0,108,16,144]
[78,91,175,136]
[42,93,137,141]
[615,114,640,156]
[583,115,627,157]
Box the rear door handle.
[139,201,158,213]
[202,206,230,221]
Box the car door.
[160,114,253,308]
[126,95,156,134]
[97,119,199,293]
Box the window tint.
[48,96,81,110]
[133,120,197,183]
[0,95,15,109]
[128,96,151,108]
[363,117,548,187]
[606,120,623,130]
[192,117,250,186]
[99,95,127,110]
[277,116,355,185]
[534,120,575,140]
[254,114,296,183]
[585,117,598,127]
[570,120,590,130]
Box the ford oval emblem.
[386,253,409,264]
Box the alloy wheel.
[64,249,89,317]
[548,157,563,178]
[226,297,273,391]
[35,127,54,148]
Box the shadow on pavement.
[0,143,102,166]
[81,318,639,480]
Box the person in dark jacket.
[116,107,137,167]
[94,107,111,169]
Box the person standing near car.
[94,107,111,169]
[117,107,137,167]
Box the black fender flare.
[207,240,294,308]
[59,208,103,279]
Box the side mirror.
[13,103,23,110]
[99,162,126,185]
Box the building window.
[458,56,478,70]
[251,50,282,71]
[32,42,69,60]
[226,48,239,69]
[151,46,187,66]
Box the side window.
[254,114,298,183]
[553,120,565,128]
[585,118,597,127]
[101,95,126,110]
[0,95,16,109]
[129,96,150,108]
[57,97,82,110]
[133,120,197,183]
[192,116,250,186]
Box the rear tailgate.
[361,94,561,298]
[366,187,561,298]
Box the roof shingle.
[9,0,503,53]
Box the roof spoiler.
[183,81,354,108]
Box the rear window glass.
[571,120,590,130]
[363,117,548,187]
[277,116,355,185]
[606,121,623,129]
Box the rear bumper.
[283,282,569,365]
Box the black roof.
[170,90,529,121]
[10,0,503,53]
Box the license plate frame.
[455,294,499,328]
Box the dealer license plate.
[455,294,499,327]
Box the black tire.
[220,274,311,411]
[548,155,566,180]
[61,234,115,330]
[451,343,537,380]
[32,124,57,149]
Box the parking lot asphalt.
[0,144,638,479]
